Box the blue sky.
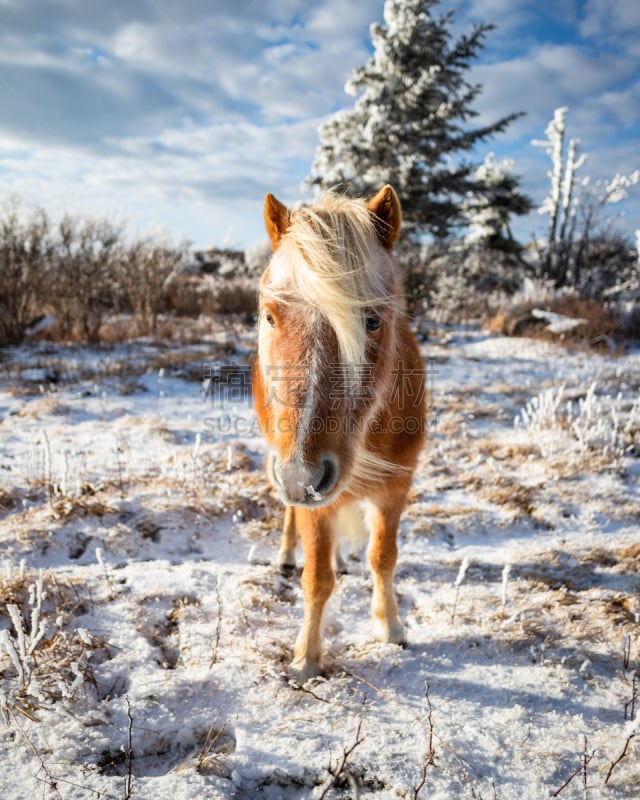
[0,0,638,250]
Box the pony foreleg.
[278,506,297,572]
[367,495,406,644]
[279,505,345,575]
[290,509,335,680]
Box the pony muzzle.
[270,453,339,507]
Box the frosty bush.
[0,568,106,716]
[517,384,566,442]
[569,384,640,462]
[243,240,271,276]
[462,153,531,251]
[0,577,49,704]
[516,382,640,466]
[401,241,526,319]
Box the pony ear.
[367,185,402,250]
[264,193,290,250]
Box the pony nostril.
[315,458,337,496]
[272,455,339,506]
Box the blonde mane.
[264,192,401,366]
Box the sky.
[0,0,638,251]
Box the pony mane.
[265,192,401,367]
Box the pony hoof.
[374,618,406,645]
[289,657,323,683]
[278,562,296,579]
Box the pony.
[253,185,426,680]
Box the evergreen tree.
[307,0,527,240]
[462,153,531,252]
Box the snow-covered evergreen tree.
[307,0,526,240]
[462,153,531,250]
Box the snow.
[1,322,639,798]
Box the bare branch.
[318,719,365,800]
[551,739,596,797]
[413,681,436,798]
[124,696,134,800]
[604,732,637,785]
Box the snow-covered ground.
[0,320,638,799]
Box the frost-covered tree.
[534,107,640,288]
[462,153,531,251]
[307,0,525,240]
[533,107,585,281]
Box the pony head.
[254,186,406,508]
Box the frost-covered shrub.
[402,242,526,320]
[462,153,531,250]
[569,385,640,461]
[516,382,640,466]
[517,385,566,440]
[0,569,106,714]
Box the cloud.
[0,0,385,244]
[580,0,640,41]
[0,0,637,248]
[471,41,638,142]
[0,110,325,247]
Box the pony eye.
[365,312,382,333]
[264,311,276,328]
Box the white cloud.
[580,0,640,40]
[472,42,638,140]
[0,108,324,247]
[0,1,637,249]
[111,22,160,64]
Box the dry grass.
[486,295,622,348]
[480,479,538,516]
[407,502,477,521]
[581,543,640,574]
[476,440,540,462]
[0,570,91,631]
[95,316,140,343]
[0,488,21,514]
[49,494,117,521]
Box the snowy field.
[0,319,639,799]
